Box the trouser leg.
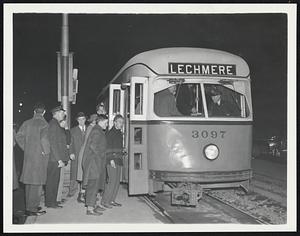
[69,180,78,196]
[45,162,60,206]
[101,165,116,205]
[57,167,65,201]
[79,181,85,193]
[25,184,42,211]
[111,165,121,202]
[85,179,98,207]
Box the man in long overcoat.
[15,103,49,216]
[82,114,108,216]
[45,105,69,208]
[68,112,86,202]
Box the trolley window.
[113,89,121,114]
[154,82,204,117]
[135,83,143,115]
[204,84,249,118]
[153,79,250,118]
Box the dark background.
[13,13,287,136]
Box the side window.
[113,89,120,114]
[134,83,143,115]
[205,84,248,118]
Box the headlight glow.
[203,144,219,160]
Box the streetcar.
[98,47,253,206]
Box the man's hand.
[41,151,48,157]
[58,160,65,168]
[122,149,128,156]
[70,154,75,161]
[110,160,116,168]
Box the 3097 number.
[192,130,226,139]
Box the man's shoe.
[94,205,106,212]
[102,204,113,209]
[46,204,63,209]
[77,193,85,203]
[56,199,66,205]
[25,210,46,216]
[86,209,103,216]
[110,201,122,207]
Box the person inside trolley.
[154,85,182,117]
[96,102,107,115]
[208,86,240,117]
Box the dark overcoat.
[82,125,107,190]
[77,124,94,181]
[15,113,50,185]
[154,89,182,116]
[106,126,124,166]
[48,118,69,163]
[69,126,86,181]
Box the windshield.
[153,80,250,118]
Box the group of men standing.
[14,101,125,217]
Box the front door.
[128,77,149,195]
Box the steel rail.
[141,195,175,224]
[204,192,270,225]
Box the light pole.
[57,13,78,128]
[61,13,71,128]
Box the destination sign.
[168,63,236,76]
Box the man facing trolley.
[68,112,87,202]
[45,105,69,208]
[82,114,108,216]
[15,102,49,216]
[101,114,125,208]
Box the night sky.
[13,13,287,135]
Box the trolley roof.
[98,47,250,99]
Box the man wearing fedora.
[15,102,49,216]
[45,105,69,208]
[208,86,240,117]
[68,112,87,202]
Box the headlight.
[203,144,219,160]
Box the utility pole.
[57,14,79,129]
[61,13,71,128]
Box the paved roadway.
[251,156,287,181]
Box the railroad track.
[141,192,270,224]
[204,192,270,225]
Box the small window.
[134,83,143,115]
[113,90,120,114]
[134,153,142,170]
[134,127,142,144]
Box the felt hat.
[51,105,65,115]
